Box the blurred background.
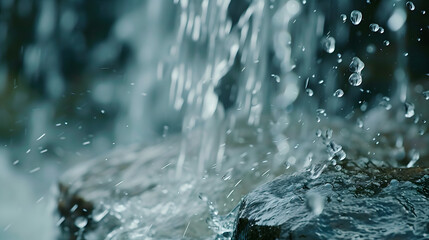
[0,0,428,239]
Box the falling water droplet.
[348,73,362,86]
[333,89,344,98]
[379,96,392,110]
[310,164,327,179]
[325,129,333,139]
[271,74,280,83]
[92,208,109,222]
[337,53,342,63]
[349,57,365,73]
[340,14,347,23]
[383,40,390,46]
[329,141,342,153]
[113,203,126,212]
[336,150,347,161]
[357,118,364,128]
[350,10,362,25]
[366,44,376,53]
[321,36,335,53]
[369,23,379,32]
[422,90,429,100]
[306,89,314,96]
[404,102,415,118]
[406,1,415,11]
[75,217,88,229]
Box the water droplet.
[36,133,46,141]
[92,208,109,222]
[369,23,379,32]
[423,90,429,100]
[406,1,415,11]
[383,40,390,46]
[357,118,364,128]
[221,171,232,181]
[379,96,392,110]
[310,164,327,179]
[348,73,362,86]
[350,10,362,25]
[74,217,88,229]
[56,217,65,226]
[379,27,385,33]
[366,44,376,53]
[335,165,342,171]
[360,102,368,112]
[329,141,342,153]
[321,36,335,53]
[336,53,342,63]
[340,14,347,23]
[349,57,365,73]
[325,129,333,139]
[113,203,126,212]
[336,150,347,161]
[404,102,415,118]
[316,109,326,115]
[306,88,314,96]
[404,52,409,56]
[316,129,322,137]
[271,74,280,83]
[333,89,344,97]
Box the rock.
[232,161,429,240]
[56,142,179,240]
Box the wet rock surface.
[232,162,429,240]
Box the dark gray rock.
[232,162,429,240]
